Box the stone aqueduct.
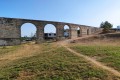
[0,17,102,46]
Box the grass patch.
[0,44,119,80]
[70,45,120,72]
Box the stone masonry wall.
[0,17,102,46]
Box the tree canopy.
[100,21,113,32]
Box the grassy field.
[0,43,120,80]
[0,46,19,56]
[70,38,120,73]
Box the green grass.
[0,44,119,80]
[70,45,120,72]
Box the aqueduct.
[0,17,102,45]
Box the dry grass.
[69,36,120,73]
[73,36,120,46]
[17,70,36,80]
[0,37,120,79]
[0,43,42,68]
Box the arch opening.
[87,29,89,35]
[21,23,37,43]
[64,25,70,39]
[77,27,81,37]
[44,24,56,40]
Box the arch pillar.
[71,26,78,39]
[56,24,64,40]
[68,28,71,39]
[81,27,88,36]
[80,28,82,37]
[88,28,91,35]
[36,24,45,43]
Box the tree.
[20,36,28,41]
[100,21,113,33]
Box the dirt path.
[58,36,120,77]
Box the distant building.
[64,32,69,37]
[110,28,120,32]
[64,29,70,37]
[117,26,120,30]
[44,33,56,39]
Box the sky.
[0,0,120,36]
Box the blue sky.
[0,0,120,36]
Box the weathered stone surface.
[0,17,102,46]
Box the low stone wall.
[0,38,20,46]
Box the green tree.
[100,21,113,33]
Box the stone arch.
[20,23,37,43]
[64,25,71,38]
[44,24,57,40]
[87,29,90,35]
[0,17,103,46]
[77,26,82,37]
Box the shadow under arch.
[77,27,82,37]
[87,29,90,35]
